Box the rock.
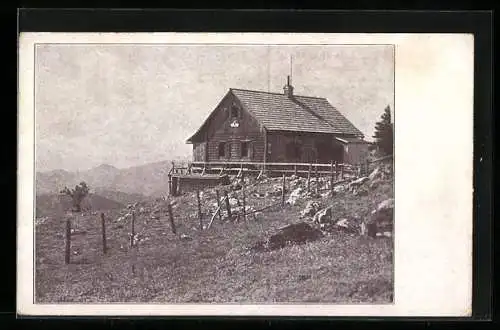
[180,234,193,241]
[353,186,369,196]
[289,177,304,189]
[306,191,322,199]
[267,184,286,197]
[251,222,323,252]
[320,191,332,198]
[300,201,321,217]
[333,184,347,193]
[368,166,381,181]
[313,206,333,224]
[349,177,369,191]
[232,182,242,191]
[334,218,359,234]
[362,198,394,237]
[369,179,381,190]
[286,187,304,205]
[229,197,239,207]
[233,205,255,214]
[376,198,394,211]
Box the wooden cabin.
[186,76,370,167]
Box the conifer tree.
[372,105,394,156]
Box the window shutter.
[249,142,254,159]
[225,142,230,158]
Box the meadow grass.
[35,177,393,304]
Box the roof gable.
[187,88,364,143]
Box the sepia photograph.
[34,42,395,304]
[18,32,473,317]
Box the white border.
[18,33,474,316]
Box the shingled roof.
[187,88,364,143]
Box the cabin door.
[285,141,302,162]
[331,143,344,163]
[315,141,333,163]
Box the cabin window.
[241,141,249,158]
[218,142,226,157]
[230,105,239,119]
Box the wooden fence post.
[197,188,203,230]
[242,170,247,221]
[242,187,246,222]
[224,190,232,219]
[330,160,334,195]
[168,174,172,196]
[281,173,286,207]
[130,211,136,247]
[340,163,344,179]
[167,203,176,234]
[315,163,319,194]
[215,190,222,221]
[65,218,71,264]
[101,213,107,254]
[307,163,312,192]
[294,164,298,177]
[334,161,338,181]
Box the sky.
[35,44,394,172]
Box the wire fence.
[60,156,396,264]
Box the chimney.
[283,75,294,97]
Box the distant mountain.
[92,187,147,206]
[36,160,177,197]
[35,193,125,218]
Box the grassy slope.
[35,174,393,303]
[36,194,125,218]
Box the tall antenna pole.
[290,55,293,85]
[268,45,270,93]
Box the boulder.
[362,198,394,238]
[320,191,332,198]
[289,178,304,189]
[300,201,321,217]
[376,198,394,212]
[231,182,242,191]
[353,185,369,196]
[251,222,323,252]
[180,234,193,241]
[334,218,360,234]
[286,187,304,206]
[313,206,333,224]
[333,184,347,194]
[349,177,369,191]
[368,166,381,181]
[369,178,382,190]
[266,184,286,197]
